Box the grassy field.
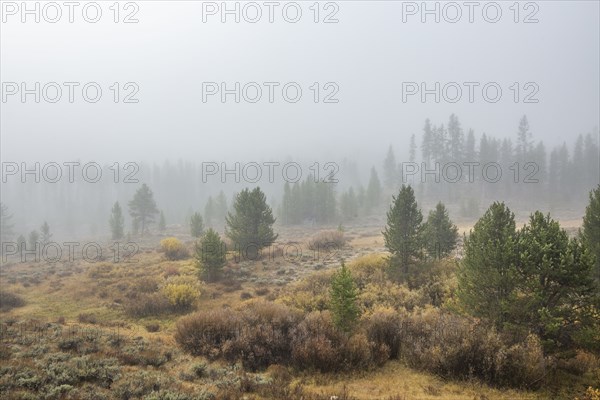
[0,221,598,400]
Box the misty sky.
[1,1,599,165]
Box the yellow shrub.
[575,387,600,400]
[162,282,199,310]
[160,237,189,260]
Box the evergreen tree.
[225,187,278,259]
[16,234,26,253]
[383,145,398,188]
[40,221,52,246]
[423,202,458,259]
[329,260,359,333]
[190,212,204,238]
[516,115,532,162]
[0,203,14,243]
[421,118,434,163]
[464,129,476,162]
[409,134,417,163]
[383,185,424,273]
[109,201,125,240]
[158,211,166,232]
[128,183,159,236]
[204,196,215,227]
[583,131,600,190]
[132,219,140,236]
[582,185,600,282]
[516,211,597,349]
[28,230,40,250]
[195,228,226,282]
[457,202,518,330]
[365,166,382,212]
[340,187,358,221]
[215,191,228,225]
[280,182,292,225]
[447,114,463,162]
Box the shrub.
[0,291,25,311]
[160,237,189,261]
[393,307,547,388]
[162,282,199,311]
[77,313,98,324]
[125,293,171,317]
[175,309,241,358]
[575,387,600,400]
[224,301,301,370]
[290,311,345,372]
[307,230,346,251]
[145,323,160,332]
[364,307,402,358]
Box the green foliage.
[40,221,52,246]
[383,185,424,273]
[162,281,199,311]
[457,202,518,330]
[516,211,598,350]
[423,202,458,259]
[204,196,215,227]
[109,201,125,240]
[280,177,337,225]
[365,166,382,212]
[128,183,159,236]
[582,185,600,282]
[339,187,359,221]
[226,187,277,258]
[28,230,40,250]
[329,261,360,333]
[195,228,226,282]
[189,212,204,238]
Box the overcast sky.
[1,1,599,165]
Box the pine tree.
[329,260,359,333]
[190,212,204,238]
[365,166,382,213]
[423,202,458,259]
[383,185,424,273]
[457,202,518,329]
[464,129,476,162]
[421,118,434,163]
[128,183,159,236]
[447,114,463,162]
[409,134,417,163]
[109,201,125,240]
[28,230,40,250]
[195,228,226,282]
[225,187,278,259]
[215,191,228,226]
[516,115,532,162]
[340,187,358,221]
[584,131,600,191]
[40,221,52,246]
[204,196,215,227]
[582,185,600,282]
[158,211,166,232]
[383,145,398,188]
[280,182,292,225]
[517,211,597,349]
[16,235,26,252]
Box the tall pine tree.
[383,185,423,273]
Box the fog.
[1,1,599,238]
